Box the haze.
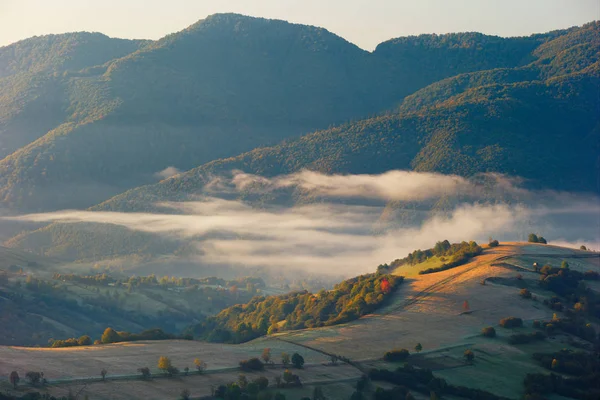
[1,0,597,50]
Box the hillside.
[9,22,598,262]
[0,33,147,159]
[0,15,573,212]
[1,242,598,399]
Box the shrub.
[291,353,305,369]
[25,371,42,386]
[240,357,264,371]
[489,240,499,247]
[463,349,475,363]
[520,288,532,299]
[138,367,151,380]
[481,327,496,338]
[383,349,410,362]
[499,317,523,328]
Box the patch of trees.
[383,349,410,362]
[499,317,523,328]
[528,234,547,244]
[536,263,600,320]
[419,241,483,275]
[532,349,600,376]
[100,327,186,344]
[381,240,483,275]
[50,335,92,348]
[535,317,597,343]
[488,239,500,247]
[524,372,600,400]
[213,374,289,399]
[188,273,403,343]
[508,331,546,345]
[239,358,264,371]
[370,365,509,400]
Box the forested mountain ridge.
[9,22,599,261]
[93,22,600,211]
[0,33,148,159]
[0,14,579,212]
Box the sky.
[0,0,598,50]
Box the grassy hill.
[0,242,597,399]
[0,15,581,212]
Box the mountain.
[8,22,599,262]
[0,32,148,159]
[0,14,562,212]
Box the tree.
[254,376,269,390]
[330,355,339,365]
[9,371,19,389]
[78,335,92,346]
[238,374,248,389]
[138,367,151,380]
[261,348,271,364]
[194,358,206,373]
[101,327,120,344]
[488,239,499,247]
[25,371,42,386]
[281,352,290,367]
[415,343,423,353]
[520,288,532,299]
[158,356,172,374]
[538,237,547,244]
[481,327,496,338]
[580,245,587,250]
[180,389,191,400]
[283,369,295,384]
[100,368,107,381]
[183,366,189,376]
[291,353,305,369]
[528,233,539,243]
[464,349,475,363]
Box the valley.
[0,242,598,399]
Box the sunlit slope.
[274,242,599,398]
[0,243,597,399]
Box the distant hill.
[8,22,600,261]
[0,14,565,212]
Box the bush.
[481,327,496,338]
[240,358,264,371]
[383,349,410,362]
[489,240,499,247]
[520,288,532,299]
[464,349,475,363]
[291,353,304,369]
[499,317,523,328]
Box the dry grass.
[1,242,595,399]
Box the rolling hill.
[0,14,579,212]
[0,242,597,399]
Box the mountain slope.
[0,14,566,212]
[9,24,599,261]
[0,33,147,159]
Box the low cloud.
[5,170,599,275]
[155,166,182,180]
[230,170,525,201]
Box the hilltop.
[0,242,598,399]
[0,15,587,212]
